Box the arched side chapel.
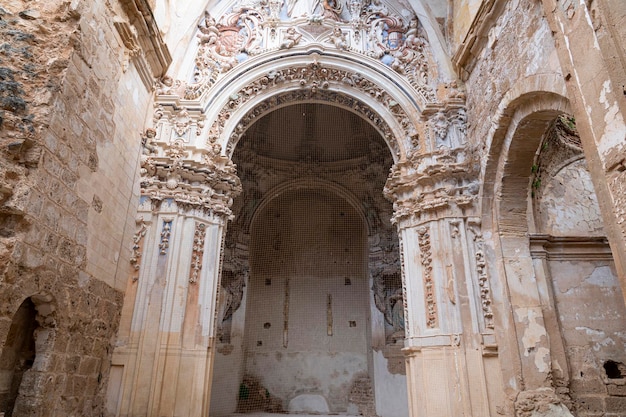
[0,0,625,416]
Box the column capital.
[140,130,242,220]
[383,146,479,226]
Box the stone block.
[576,396,605,413]
[607,384,626,397]
[605,396,626,413]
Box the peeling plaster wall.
[549,260,626,415]
[464,0,561,151]
[537,159,605,237]
[243,190,369,413]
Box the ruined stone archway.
[482,90,626,415]
[211,101,407,417]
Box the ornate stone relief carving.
[140,134,242,219]
[151,106,205,144]
[212,63,415,157]
[468,220,494,330]
[130,217,148,282]
[159,219,173,255]
[384,147,479,225]
[417,226,437,328]
[158,0,439,107]
[425,107,467,150]
[217,250,248,342]
[189,222,207,283]
[197,8,265,76]
[371,242,404,343]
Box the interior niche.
[530,116,626,407]
[210,103,407,417]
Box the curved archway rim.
[224,93,404,162]
[201,49,426,114]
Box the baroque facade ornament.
[384,147,478,224]
[189,222,207,283]
[158,0,439,107]
[208,62,417,157]
[468,220,494,330]
[130,217,148,282]
[140,136,242,219]
[417,226,437,328]
[159,219,173,255]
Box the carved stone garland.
[159,219,173,255]
[474,235,494,330]
[130,217,148,282]
[417,226,437,328]
[189,222,207,284]
[213,62,416,158]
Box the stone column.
[384,140,495,416]
[113,132,241,417]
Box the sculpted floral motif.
[130,217,148,282]
[384,148,477,224]
[164,0,439,104]
[159,220,173,255]
[468,219,494,329]
[197,9,264,74]
[418,226,437,328]
[189,223,207,283]
[140,139,242,219]
[207,63,414,156]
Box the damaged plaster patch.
[598,102,625,157]
[575,326,616,351]
[585,266,617,287]
[516,308,549,372]
[599,80,611,110]
[535,347,551,374]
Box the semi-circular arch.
[198,51,428,163]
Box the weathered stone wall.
[0,1,153,415]
[463,0,560,151]
[461,0,626,415]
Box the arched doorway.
[0,298,38,417]
[211,103,406,416]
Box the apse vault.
[210,103,408,417]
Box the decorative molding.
[451,0,507,79]
[140,140,242,219]
[384,147,479,225]
[118,0,172,77]
[529,234,613,261]
[418,226,437,328]
[214,62,415,158]
[159,219,173,255]
[130,217,148,282]
[189,222,207,283]
[173,0,438,104]
[469,221,494,330]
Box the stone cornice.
[451,0,507,80]
[383,147,479,224]
[529,234,613,261]
[140,135,242,219]
[119,0,172,80]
